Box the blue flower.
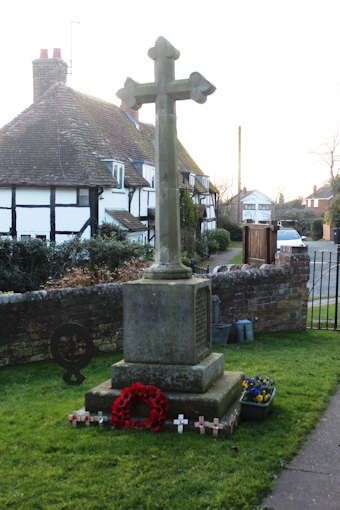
[250,387,260,396]
[246,377,253,384]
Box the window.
[79,188,89,206]
[258,204,271,210]
[113,163,124,189]
[20,235,31,240]
[202,177,209,189]
[103,160,124,189]
[244,204,256,210]
[143,165,155,189]
[189,173,195,187]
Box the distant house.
[230,189,274,224]
[305,184,333,216]
[0,48,217,244]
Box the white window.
[79,188,89,206]
[244,204,256,210]
[143,165,155,189]
[102,160,125,189]
[258,204,271,210]
[189,173,195,187]
[202,177,209,189]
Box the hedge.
[0,237,153,293]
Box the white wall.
[0,188,11,207]
[56,207,90,231]
[0,209,11,232]
[17,207,50,236]
[98,188,128,223]
[56,188,77,204]
[16,187,50,205]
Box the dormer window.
[143,164,156,189]
[202,177,209,189]
[189,173,195,187]
[102,159,125,189]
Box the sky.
[1,0,340,201]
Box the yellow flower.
[256,394,263,403]
[264,394,270,402]
[242,381,248,387]
[262,390,266,395]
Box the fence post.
[242,226,249,264]
[334,244,340,330]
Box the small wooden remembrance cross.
[117,37,216,280]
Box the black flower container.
[239,387,276,421]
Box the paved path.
[207,247,242,271]
[262,385,340,510]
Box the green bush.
[218,218,242,241]
[311,219,323,240]
[209,228,231,251]
[0,237,153,293]
[0,238,50,293]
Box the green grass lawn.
[307,302,340,328]
[229,241,242,264]
[1,331,340,510]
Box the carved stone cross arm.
[117,79,158,110]
[118,72,215,110]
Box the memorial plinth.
[84,37,244,426]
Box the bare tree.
[313,132,340,189]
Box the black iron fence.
[308,246,340,330]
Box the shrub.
[326,194,340,227]
[0,238,50,293]
[0,237,153,293]
[311,219,323,240]
[98,222,127,241]
[209,228,231,251]
[218,218,242,241]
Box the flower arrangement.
[240,375,275,404]
[111,382,169,432]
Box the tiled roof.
[306,185,333,199]
[0,83,210,190]
[105,209,147,232]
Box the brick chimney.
[120,100,139,123]
[313,184,317,195]
[32,48,68,102]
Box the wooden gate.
[242,223,278,264]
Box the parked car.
[277,229,306,252]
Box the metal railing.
[308,246,340,330]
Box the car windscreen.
[277,230,300,240]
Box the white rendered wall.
[56,188,77,204]
[130,191,139,217]
[0,188,11,207]
[0,209,11,232]
[140,189,149,216]
[55,207,90,231]
[16,187,50,205]
[16,207,50,236]
[98,189,128,224]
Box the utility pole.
[237,125,242,224]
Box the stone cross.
[117,37,215,280]
[173,413,188,433]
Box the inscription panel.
[195,287,210,361]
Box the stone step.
[85,370,244,421]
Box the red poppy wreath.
[111,382,169,432]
